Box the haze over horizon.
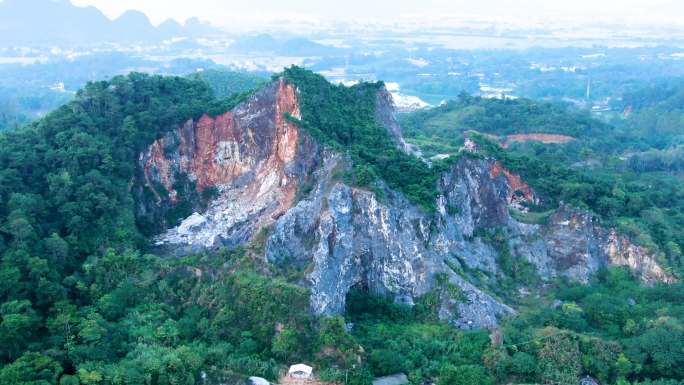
[50,0,684,31]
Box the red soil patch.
[502,133,575,148]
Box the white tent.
[288,364,313,379]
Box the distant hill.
[611,77,684,150]
[399,93,610,157]
[620,78,684,112]
[228,34,341,56]
[0,0,219,46]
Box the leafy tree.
[438,364,493,385]
[0,352,62,385]
[580,337,621,384]
[537,329,581,385]
[271,327,301,361]
[626,320,684,379]
[0,300,41,361]
[507,351,537,381]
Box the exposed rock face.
[266,153,674,328]
[510,206,676,284]
[139,77,675,330]
[490,160,536,205]
[376,87,422,157]
[605,231,674,283]
[139,79,319,252]
[266,155,516,329]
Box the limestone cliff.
[138,79,320,252]
[512,207,675,284]
[138,77,675,330]
[266,154,517,329]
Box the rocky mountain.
[0,0,218,46]
[138,73,675,330]
[1,68,682,384]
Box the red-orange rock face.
[140,78,316,249]
[489,160,536,204]
[146,78,300,195]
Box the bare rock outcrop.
[137,77,675,330]
[138,79,320,252]
[510,206,676,284]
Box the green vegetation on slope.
[400,93,610,158]
[0,73,280,384]
[500,268,684,385]
[401,93,684,277]
[283,65,451,211]
[0,73,218,265]
[340,268,684,385]
[0,247,320,384]
[344,288,494,385]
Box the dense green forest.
[0,73,300,384]
[345,268,684,385]
[501,268,684,385]
[0,68,683,385]
[400,93,610,157]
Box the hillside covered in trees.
[0,69,682,385]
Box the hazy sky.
[68,0,684,29]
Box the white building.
[288,364,313,379]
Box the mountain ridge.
[138,69,674,330]
[0,67,681,385]
[0,0,218,45]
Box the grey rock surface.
[142,80,675,330]
[372,373,409,385]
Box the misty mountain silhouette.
[0,0,219,46]
[228,34,341,55]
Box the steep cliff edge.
[266,154,518,329]
[265,153,674,329]
[138,75,675,330]
[137,79,320,253]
